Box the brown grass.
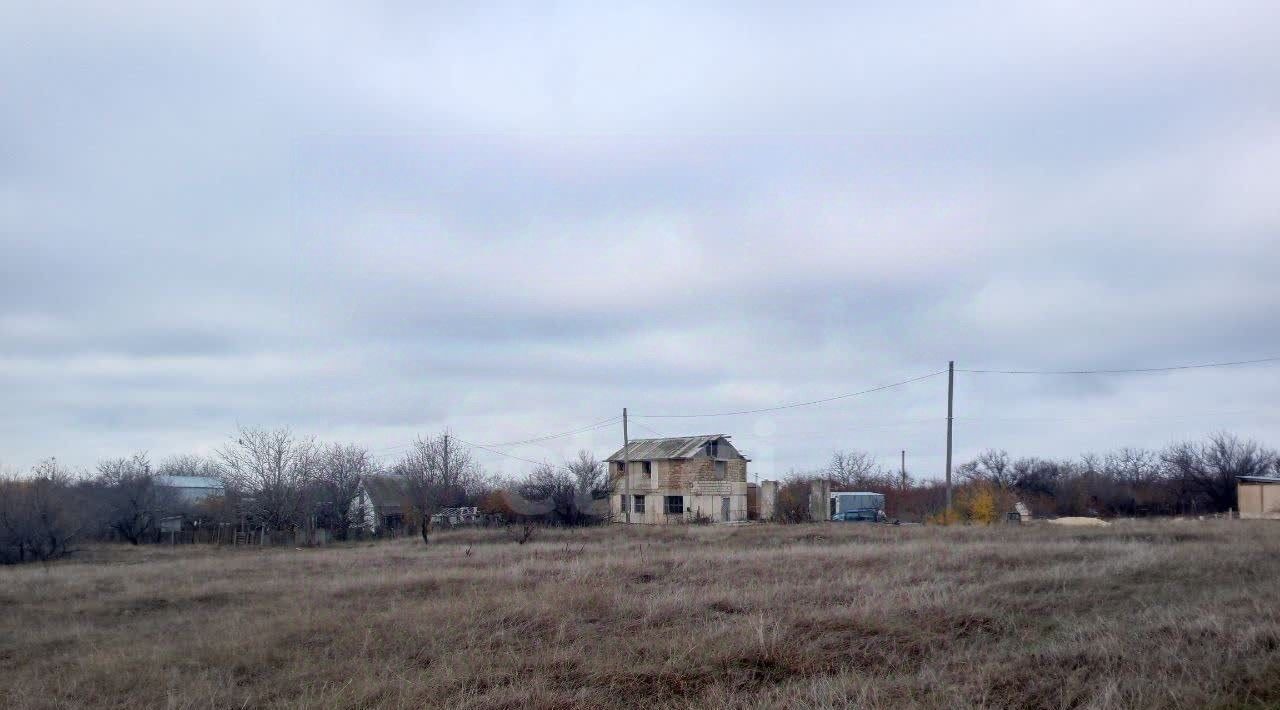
[3,521,1280,709]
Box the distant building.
[606,434,749,523]
[154,476,225,535]
[356,474,409,533]
[158,475,224,504]
[479,489,557,522]
[1005,501,1032,524]
[431,507,482,527]
[1237,476,1280,519]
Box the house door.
[721,497,730,522]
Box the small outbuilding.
[1237,476,1280,519]
[356,474,410,533]
[158,475,224,504]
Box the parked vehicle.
[834,509,885,522]
[829,491,886,522]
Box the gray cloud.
[3,1,1279,478]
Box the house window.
[715,461,727,480]
[664,495,684,515]
[616,461,627,477]
[634,495,645,514]
[620,494,627,512]
[705,440,718,457]
[642,461,652,480]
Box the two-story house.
[606,434,749,523]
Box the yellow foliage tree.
[965,486,998,525]
[927,483,1010,525]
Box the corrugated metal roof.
[605,435,732,461]
[1237,475,1280,484]
[158,475,223,490]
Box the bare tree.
[95,452,175,545]
[392,431,481,544]
[774,475,816,523]
[1163,433,1275,512]
[825,450,888,489]
[316,443,378,540]
[1093,447,1168,514]
[217,427,318,530]
[0,459,83,564]
[514,451,607,526]
[519,461,571,518]
[565,450,607,499]
[1103,447,1162,486]
[956,450,1016,487]
[1008,457,1073,497]
[156,453,221,479]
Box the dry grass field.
[3,521,1280,709]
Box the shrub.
[959,485,999,525]
[0,461,84,564]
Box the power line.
[632,370,947,418]
[452,436,546,467]
[372,437,547,468]
[367,414,619,461]
[957,356,1280,375]
[954,407,1280,425]
[628,420,665,438]
[476,415,620,448]
[369,355,1277,468]
[754,417,947,441]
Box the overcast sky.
[3,2,1279,480]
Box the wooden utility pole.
[945,360,955,512]
[901,450,907,489]
[442,432,450,482]
[622,408,631,524]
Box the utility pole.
[442,431,449,478]
[945,360,955,512]
[440,431,450,538]
[622,408,631,524]
[901,450,907,489]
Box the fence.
[150,526,334,547]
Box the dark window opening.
[634,495,645,514]
[642,461,652,478]
[664,495,684,515]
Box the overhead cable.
[632,370,947,418]
[958,356,1280,375]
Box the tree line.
[778,431,1279,522]
[1,426,610,564]
[6,428,1274,562]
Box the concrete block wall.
[809,479,831,522]
[759,480,778,521]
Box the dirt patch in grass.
[115,596,175,616]
[708,599,747,615]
